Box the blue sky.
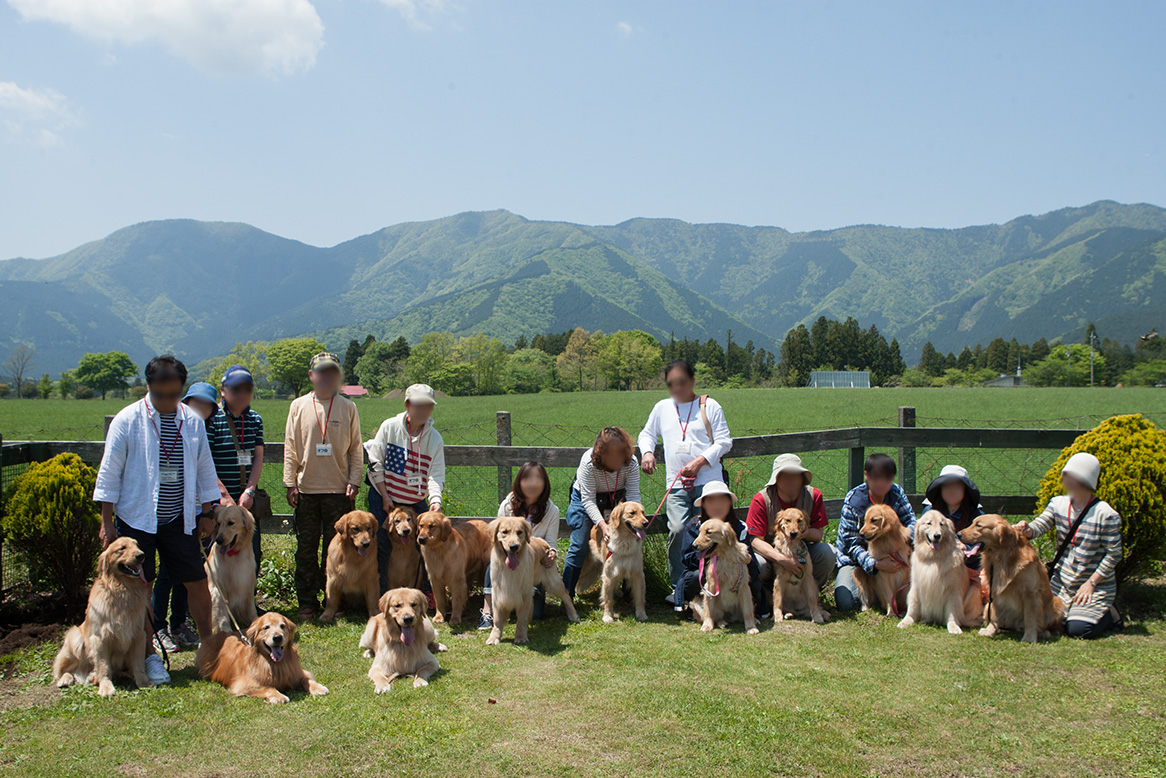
[1,1,1163,259]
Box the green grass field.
[2,389,1166,777]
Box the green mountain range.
[2,201,1164,374]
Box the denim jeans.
[665,487,700,588]
[561,488,593,597]
[367,485,429,595]
[834,564,863,612]
[152,561,189,631]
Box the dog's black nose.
[402,615,414,625]
[509,544,520,552]
[401,528,411,534]
[418,537,427,545]
[361,541,370,548]
[134,552,145,563]
[271,634,284,644]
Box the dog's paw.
[413,677,429,688]
[602,614,615,624]
[897,617,914,629]
[267,692,290,704]
[947,623,963,635]
[635,612,648,622]
[362,649,373,659]
[978,627,994,638]
[433,642,448,653]
[514,635,528,645]
[432,613,446,624]
[699,623,714,632]
[746,627,760,635]
[374,683,392,694]
[485,633,501,646]
[97,679,116,698]
[1021,633,1038,644]
[782,612,796,622]
[56,673,74,688]
[813,614,829,625]
[309,682,329,695]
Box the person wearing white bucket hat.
[1014,452,1123,638]
[637,360,733,600]
[745,454,837,602]
[671,480,763,615]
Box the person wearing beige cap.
[745,454,836,605]
[283,351,363,619]
[1014,452,1123,638]
[364,383,446,594]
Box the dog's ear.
[382,512,395,531]
[240,506,255,534]
[438,515,452,541]
[96,543,113,579]
[414,589,428,615]
[487,518,503,544]
[942,517,956,536]
[283,617,297,644]
[609,503,625,529]
[245,618,263,646]
[334,513,348,535]
[378,591,393,616]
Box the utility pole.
[1066,346,1072,388]
[1089,332,1097,387]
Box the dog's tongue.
[929,539,941,552]
[218,544,228,555]
[964,543,982,558]
[401,625,415,646]
[635,528,646,541]
[270,646,284,663]
[358,547,369,557]
[506,551,519,570]
[137,567,148,585]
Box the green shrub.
[1036,414,1166,581]
[73,385,94,399]
[257,546,296,607]
[0,383,10,398]
[1,453,103,599]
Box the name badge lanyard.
[313,394,335,443]
[406,415,423,477]
[602,468,619,506]
[676,400,696,487]
[145,400,184,467]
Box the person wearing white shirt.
[637,360,732,596]
[93,356,219,685]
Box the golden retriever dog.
[384,506,424,590]
[485,517,579,645]
[321,510,381,622]
[959,514,1065,643]
[770,508,830,625]
[897,511,982,634]
[687,519,759,634]
[853,504,913,616]
[416,511,491,624]
[577,501,650,623]
[197,612,328,703]
[205,504,258,633]
[53,538,152,697]
[359,588,447,692]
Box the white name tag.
[159,467,181,484]
[315,443,333,457]
[675,441,693,457]
[406,475,423,487]
[237,452,252,466]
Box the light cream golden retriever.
[853,504,913,616]
[770,508,830,625]
[898,510,982,634]
[53,537,152,697]
[359,587,446,692]
[384,506,424,590]
[959,514,1065,643]
[197,612,328,703]
[205,504,258,633]
[321,510,381,622]
[688,519,759,634]
[578,502,650,623]
[485,516,579,645]
[416,511,491,625]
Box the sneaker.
[664,593,676,605]
[144,653,171,685]
[477,611,494,630]
[153,629,178,654]
[172,622,200,647]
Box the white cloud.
[7,0,325,77]
[376,0,452,31]
[616,21,632,38]
[0,81,79,147]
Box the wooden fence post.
[898,406,916,494]
[848,445,865,490]
[0,432,4,595]
[104,415,115,440]
[496,411,512,504]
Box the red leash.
[647,471,685,529]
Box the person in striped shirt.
[560,426,641,598]
[206,365,264,573]
[364,383,446,594]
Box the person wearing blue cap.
[205,365,265,576]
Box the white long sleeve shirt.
[636,395,732,490]
[93,398,219,535]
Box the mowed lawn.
[2,388,1166,777]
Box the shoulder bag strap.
[699,394,714,441]
[223,412,249,486]
[1048,496,1099,572]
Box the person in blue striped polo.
[206,365,265,574]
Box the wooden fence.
[1,407,1083,541]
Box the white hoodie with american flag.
[364,412,445,508]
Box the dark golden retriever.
[853,504,913,616]
[359,587,446,692]
[485,516,579,645]
[196,612,328,703]
[578,502,650,623]
[384,506,424,590]
[53,537,152,697]
[321,510,381,622]
[416,511,491,624]
[960,514,1065,643]
[771,508,830,625]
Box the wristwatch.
[244,487,257,497]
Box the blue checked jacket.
[834,483,917,574]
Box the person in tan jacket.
[283,352,363,618]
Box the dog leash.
[698,553,719,598]
[647,471,685,529]
[198,537,252,646]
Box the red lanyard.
[1067,499,1094,544]
[145,400,183,464]
[601,468,619,504]
[675,399,696,441]
[405,415,422,473]
[312,394,335,442]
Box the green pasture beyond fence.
[0,406,1092,596]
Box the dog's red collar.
[226,548,241,557]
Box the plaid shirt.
[834,482,916,574]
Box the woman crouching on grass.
[673,480,763,617]
[479,462,561,630]
[1014,452,1123,639]
[922,464,985,588]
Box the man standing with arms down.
[637,360,732,603]
[284,352,363,620]
[94,355,220,686]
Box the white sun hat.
[694,479,736,506]
[1061,452,1101,491]
[764,453,813,488]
